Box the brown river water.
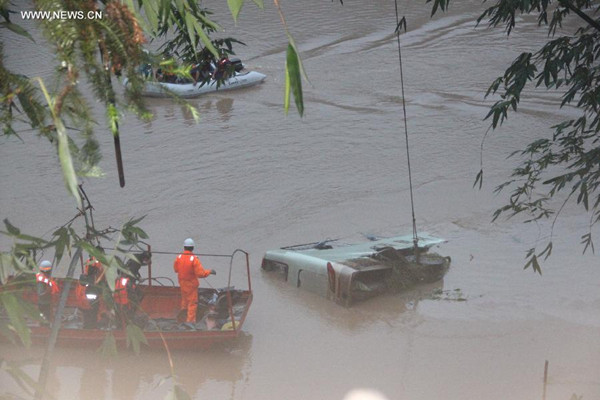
[1,1,599,399]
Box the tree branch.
[560,0,600,33]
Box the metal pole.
[147,244,152,287]
[542,360,549,400]
[393,0,419,260]
[245,252,251,292]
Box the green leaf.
[285,43,304,117]
[1,293,32,348]
[538,242,553,260]
[35,78,82,209]
[196,12,221,32]
[3,219,21,236]
[99,331,117,357]
[581,233,594,254]
[0,21,35,42]
[227,0,244,23]
[190,17,219,60]
[287,36,309,83]
[143,0,159,33]
[1,358,44,397]
[107,103,119,137]
[473,169,483,190]
[524,254,542,275]
[284,61,291,115]
[52,226,71,265]
[104,261,117,292]
[395,16,407,33]
[184,13,196,49]
[252,0,264,8]
[126,323,148,355]
[167,384,192,400]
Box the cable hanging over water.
[394,0,419,254]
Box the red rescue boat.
[4,249,252,351]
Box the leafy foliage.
[0,0,252,190]
[0,202,150,340]
[100,331,118,357]
[425,0,600,272]
[166,384,192,400]
[285,43,303,116]
[273,0,309,117]
[0,357,51,399]
[125,323,148,355]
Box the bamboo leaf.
[196,12,221,32]
[143,0,159,33]
[167,384,192,400]
[126,323,148,355]
[3,219,21,236]
[99,331,117,357]
[473,169,483,190]
[104,261,117,292]
[286,35,309,83]
[284,61,291,115]
[190,18,219,60]
[227,0,244,23]
[0,21,35,42]
[35,78,82,209]
[538,242,553,260]
[1,293,32,348]
[1,359,43,397]
[107,103,119,137]
[395,16,407,33]
[285,43,303,117]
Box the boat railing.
[225,249,251,331]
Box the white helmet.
[39,260,52,272]
[183,238,195,248]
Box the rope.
[394,0,419,251]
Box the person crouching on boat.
[173,238,215,325]
[36,260,60,323]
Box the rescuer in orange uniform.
[173,238,215,324]
[36,260,60,322]
[76,254,105,328]
[114,271,138,325]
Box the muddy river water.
[1,1,599,399]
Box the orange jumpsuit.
[173,250,212,323]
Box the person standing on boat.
[114,270,138,326]
[173,238,215,324]
[36,260,59,322]
[76,252,106,328]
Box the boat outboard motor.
[230,58,244,72]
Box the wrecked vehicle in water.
[261,234,450,306]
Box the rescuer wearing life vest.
[114,270,138,325]
[76,254,105,328]
[84,255,105,284]
[212,57,231,80]
[173,238,215,325]
[36,260,59,322]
